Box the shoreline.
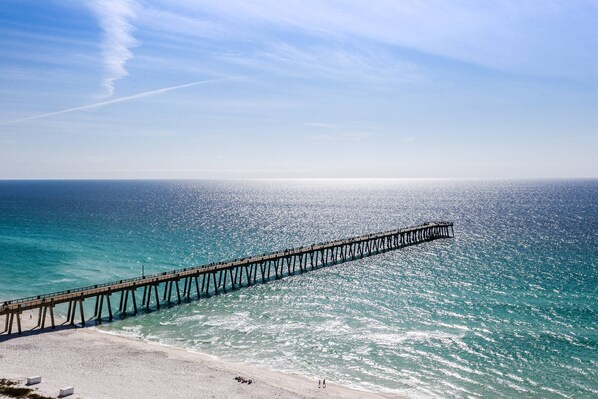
[1,311,401,399]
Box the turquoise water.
[1,179,596,398]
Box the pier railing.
[1,221,453,335]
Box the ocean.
[0,179,596,398]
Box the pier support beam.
[175,280,181,304]
[142,286,148,306]
[97,295,104,324]
[6,310,21,335]
[8,312,14,335]
[36,305,43,328]
[154,284,160,310]
[79,299,85,326]
[131,289,138,315]
[16,313,22,335]
[93,295,100,318]
[167,281,173,304]
[69,301,76,325]
[213,273,218,295]
[67,301,72,321]
[107,293,113,321]
[119,291,125,312]
[49,301,56,329]
[40,306,48,329]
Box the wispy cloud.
[306,122,339,128]
[308,131,372,142]
[0,78,228,126]
[221,42,421,85]
[142,1,598,79]
[89,0,138,97]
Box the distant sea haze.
[1,179,596,398]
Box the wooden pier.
[1,222,453,335]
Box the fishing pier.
[1,222,453,335]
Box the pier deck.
[1,222,453,335]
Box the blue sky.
[0,0,597,178]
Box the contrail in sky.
[89,0,138,97]
[0,78,227,127]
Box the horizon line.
[0,177,596,181]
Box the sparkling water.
[1,179,596,398]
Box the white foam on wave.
[368,330,461,346]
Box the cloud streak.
[144,1,598,79]
[89,0,138,97]
[0,79,228,126]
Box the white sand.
[1,311,399,399]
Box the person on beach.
[323,379,326,388]
[318,380,321,388]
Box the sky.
[0,0,597,179]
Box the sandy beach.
[0,311,395,399]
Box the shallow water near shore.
[1,179,597,398]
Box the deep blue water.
[0,179,596,398]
